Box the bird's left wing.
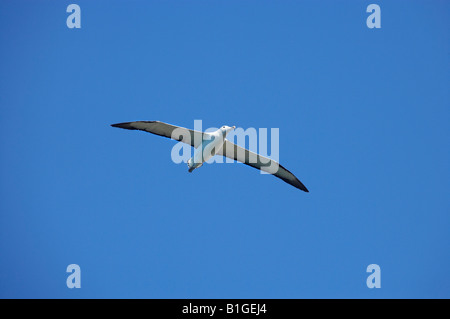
[111,121,206,148]
[217,140,309,192]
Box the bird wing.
[217,140,309,192]
[111,121,206,148]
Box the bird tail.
[187,158,202,173]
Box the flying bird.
[111,121,309,192]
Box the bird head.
[220,125,236,135]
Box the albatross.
[111,121,309,192]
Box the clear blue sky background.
[0,1,449,298]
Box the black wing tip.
[111,122,136,130]
[300,185,309,192]
[294,179,309,192]
[111,121,160,130]
[111,122,127,127]
[276,163,309,192]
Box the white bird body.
[188,125,235,172]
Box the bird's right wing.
[218,140,309,192]
[111,121,207,148]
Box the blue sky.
[0,0,449,298]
